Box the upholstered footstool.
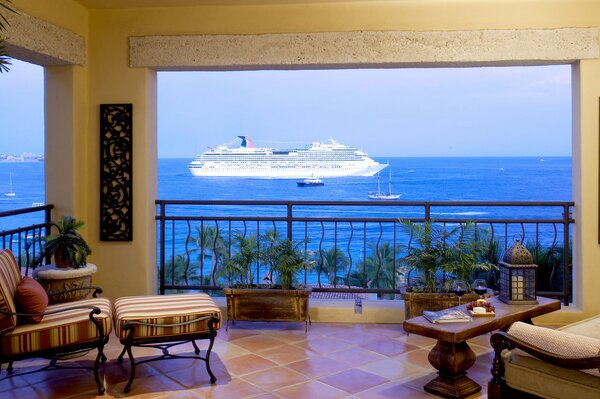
[113,293,221,393]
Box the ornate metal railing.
[156,200,574,304]
[0,204,53,274]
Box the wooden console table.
[403,296,560,399]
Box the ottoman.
[113,293,221,392]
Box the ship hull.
[189,164,386,178]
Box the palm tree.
[316,246,349,285]
[350,242,403,291]
[162,253,199,288]
[187,225,227,285]
[0,0,15,73]
[220,232,259,287]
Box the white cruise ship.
[188,136,387,178]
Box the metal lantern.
[498,240,538,304]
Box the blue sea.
[0,156,572,229]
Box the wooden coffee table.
[402,296,560,399]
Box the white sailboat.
[368,167,400,200]
[4,173,15,197]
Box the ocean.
[0,156,572,230]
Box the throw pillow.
[15,276,49,324]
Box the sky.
[0,59,571,158]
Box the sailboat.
[368,167,400,200]
[4,173,15,197]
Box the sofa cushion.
[113,293,221,340]
[1,297,113,357]
[0,250,22,333]
[560,314,600,340]
[508,321,600,376]
[15,277,49,324]
[503,349,600,399]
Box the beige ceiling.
[74,0,364,9]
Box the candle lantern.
[498,240,538,304]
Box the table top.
[403,296,561,343]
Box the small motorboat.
[297,177,324,187]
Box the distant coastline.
[0,153,44,162]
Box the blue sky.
[0,60,571,158]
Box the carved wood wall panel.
[100,104,132,241]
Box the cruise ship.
[188,136,387,178]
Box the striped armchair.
[0,250,112,394]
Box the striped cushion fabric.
[0,250,22,333]
[113,293,221,339]
[1,297,112,357]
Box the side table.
[33,263,98,303]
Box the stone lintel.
[130,28,598,71]
[2,8,86,66]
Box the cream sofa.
[489,315,600,399]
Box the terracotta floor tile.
[294,336,353,354]
[319,369,389,394]
[393,348,434,369]
[274,379,348,399]
[194,377,265,398]
[325,347,387,367]
[221,353,278,376]
[0,385,45,399]
[286,356,350,378]
[228,334,286,353]
[357,357,429,381]
[1,323,492,398]
[241,366,308,391]
[258,343,318,365]
[360,338,420,356]
[356,380,439,399]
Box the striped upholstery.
[113,293,221,339]
[0,250,22,333]
[1,297,112,357]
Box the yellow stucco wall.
[8,0,600,324]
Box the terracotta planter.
[224,288,310,329]
[402,291,482,320]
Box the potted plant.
[37,216,92,268]
[399,219,496,319]
[32,216,96,303]
[221,231,312,329]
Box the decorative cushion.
[1,297,113,357]
[15,276,49,324]
[113,293,221,340]
[0,250,22,333]
[508,321,600,376]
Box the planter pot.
[402,291,482,320]
[33,263,97,304]
[224,288,310,330]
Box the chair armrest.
[491,331,600,370]
[0,304,103,320]
[47,286,103,299]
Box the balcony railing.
[156,200,574,305]
[0,204,53,274]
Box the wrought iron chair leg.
[205,336,217,384]
[117,346,127,362]
[123,345,136,393]
[7,361,13,374]
[93,346,106,394]
[192,340,201,355]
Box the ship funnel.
[238,136,255,148]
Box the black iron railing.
[156,200,574,305]
[0,204,53,274]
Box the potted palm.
[33,216,96,303]
[400,220,496,319]
[221,231,311,330]
[38,216,92,268]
